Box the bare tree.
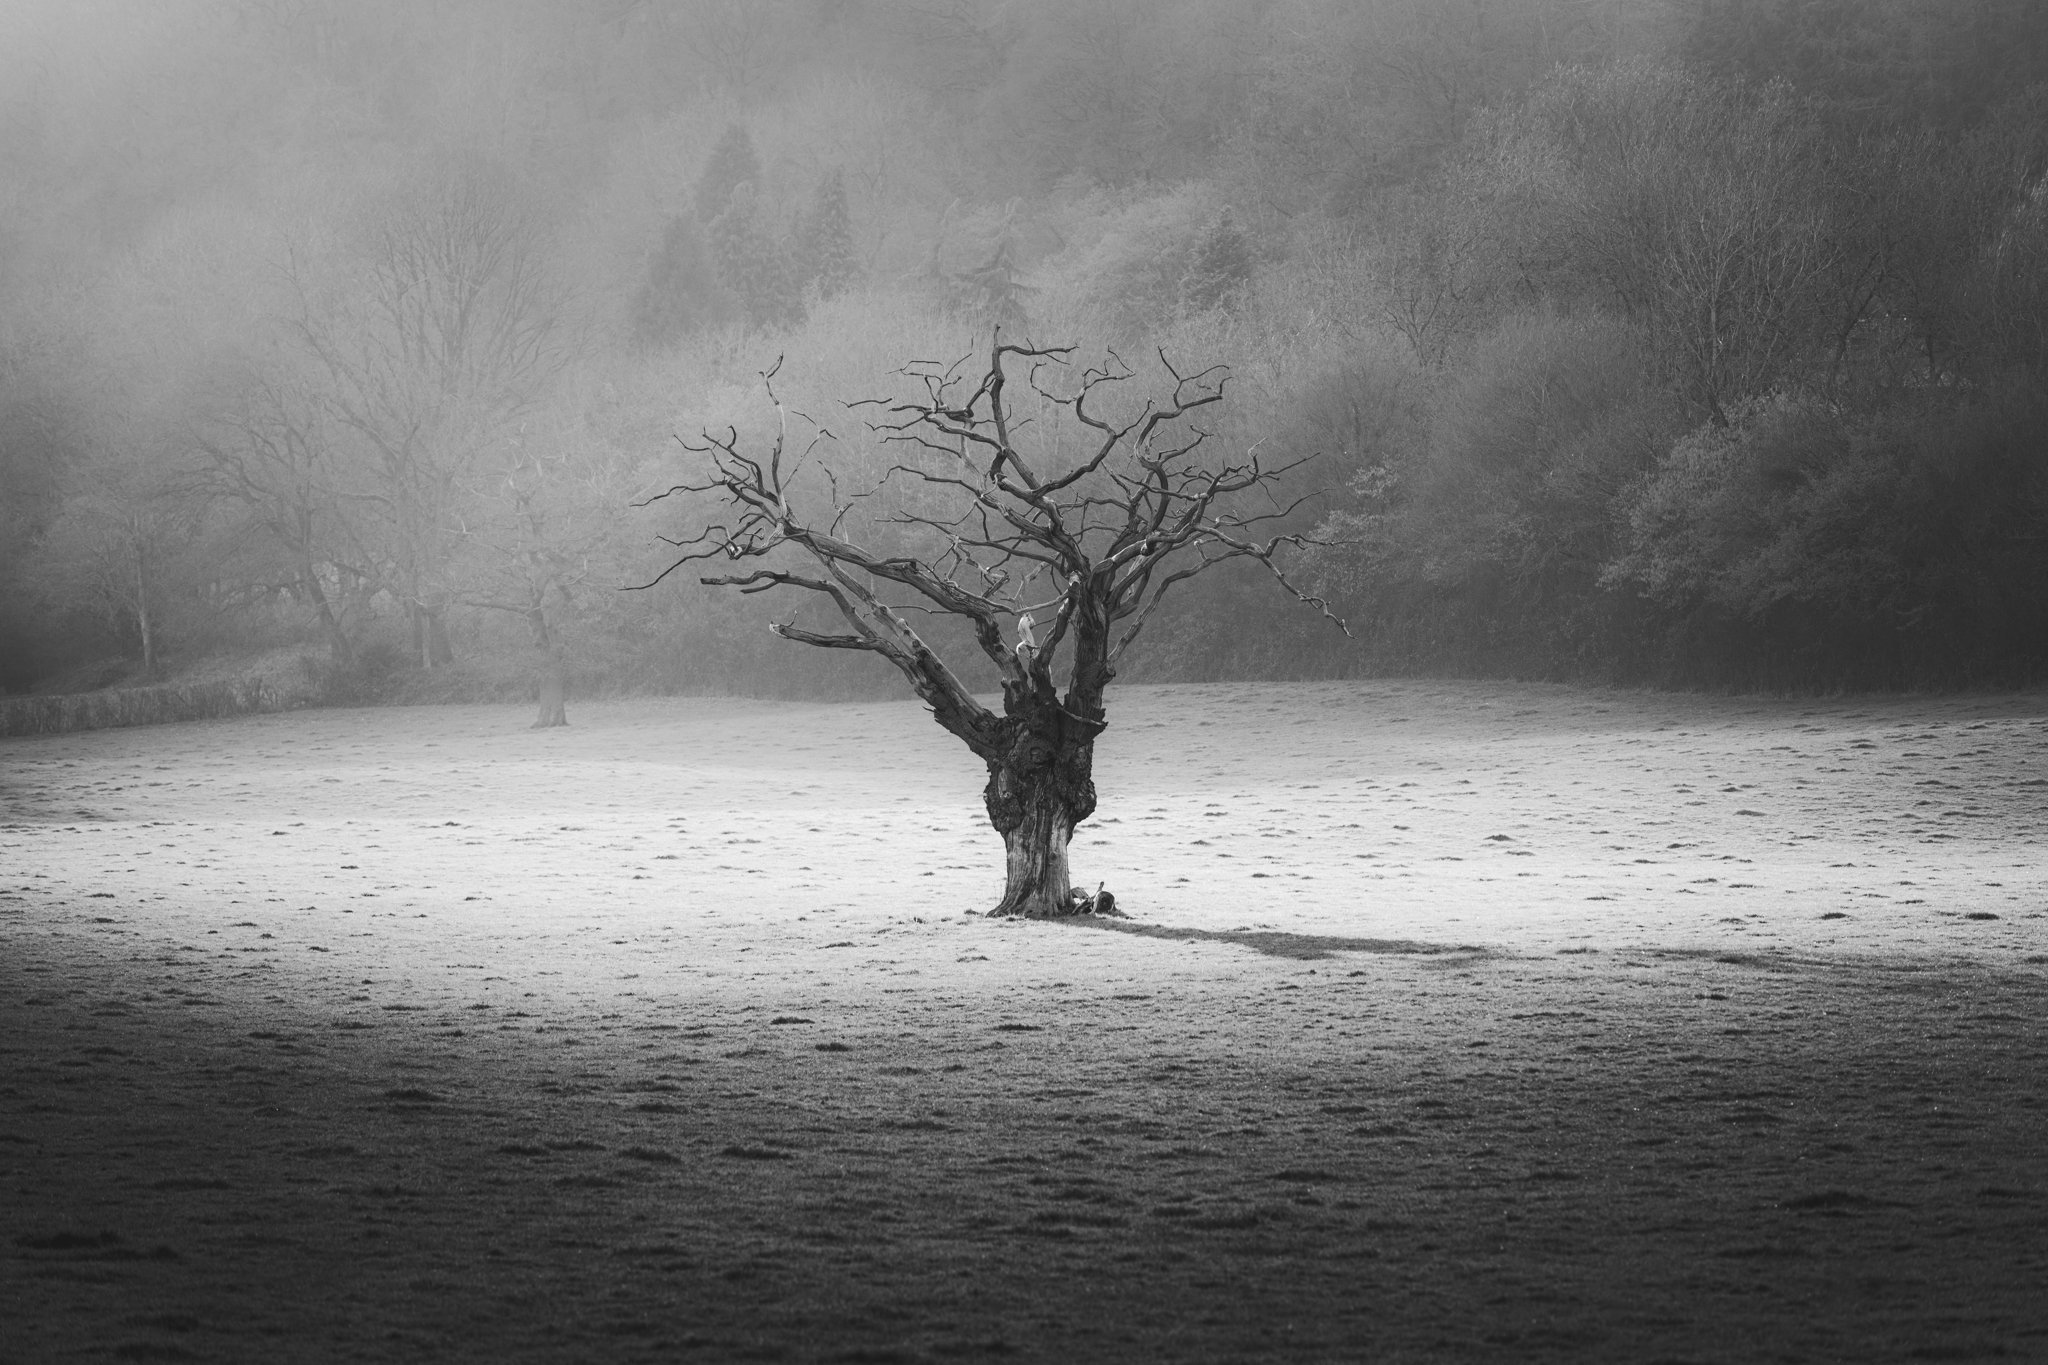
[288,155,565,670]
[26,406,211,681]
[1455,63,1841,421]
[455,396,623,729]
[640,338,1344,918]
[194,368,368,669]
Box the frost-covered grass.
[5,681,2047,1361]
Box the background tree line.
[3,0,2045,703]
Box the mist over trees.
[3,0,2045,701]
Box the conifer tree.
[631,213,733,348]
[1181,207,1255,313]
[694,123,762,223]
[708,183,806,330]
[950,235,1033,329]
[803,168,859,300]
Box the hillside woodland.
[4,0,2047,702]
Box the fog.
[3,0,2045,707]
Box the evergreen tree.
[949,235,1033,329]
[708,182,806,331]
[802,168,859,300]
[694,123,762,222]
[1181,207,1254,313]
[631,213,733,349]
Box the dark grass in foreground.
[5,939,2047,1364]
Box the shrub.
[1605,385,2048,686]
[0,676,295,738]
[1037,182,1249,337]
[1312,311,1677,675]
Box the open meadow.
[4,679,2048,1363]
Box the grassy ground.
[3,680,2046,1362]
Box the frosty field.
[4,680,2047,1362]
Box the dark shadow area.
[9,913,2048,1364]
[1068,916,1492,961]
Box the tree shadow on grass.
[1067,917,1492,962]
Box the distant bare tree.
[194,369,366,668]
[640,338,1344,917]
[288,156,566,669]
[631,0,789,102]
[1458,63,1840,420]
[27,399,210,680]
[455,393,623,728]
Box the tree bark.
[134,542,156,679]
[529,608,568,729]
[983,709,1098,918]
[533,659,567,728]
[302,566,354,668]
[413,602,455,668]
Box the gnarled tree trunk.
[983,704,1099,918]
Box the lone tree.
[641,338,1342,918]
